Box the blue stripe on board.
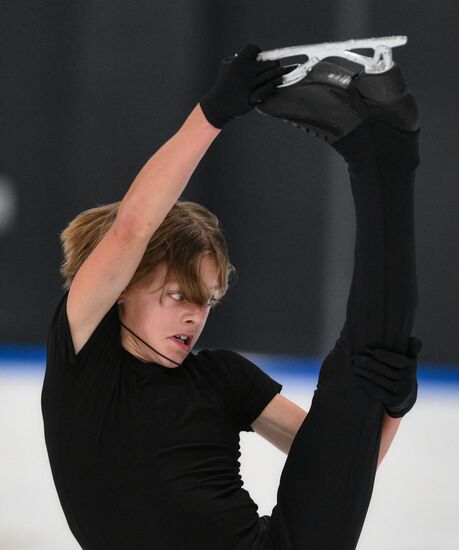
[1,345,458,386]
[243,354,459,386]
[0,345,48,362]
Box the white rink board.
[0,366,458,550]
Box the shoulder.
[194,349,268,385]
[47,289,120,367]
[195,348,254,370]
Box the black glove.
[199,43,292,129]
[351,336,423,418]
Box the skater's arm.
[377,414,402,469]
[66,104,221,354]
[117,104,221,237]
[119,42,291,235]
[251,394,308,455]
[252,394,401,462]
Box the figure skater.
[42,41,422,550]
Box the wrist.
[199,93,233,130]
[195,102,225,132]
[179,103,223,138]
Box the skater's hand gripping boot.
[351,336,423,418]
[200,43,293,129]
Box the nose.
[183,303,208,325]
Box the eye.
[169,292,185,302]
[170,291,219,307]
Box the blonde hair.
[59,200,237,308]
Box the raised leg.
[262,119,420,550]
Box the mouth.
[168,334,193,351]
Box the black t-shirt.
[41,291,282,550]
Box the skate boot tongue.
[306,60,360,89]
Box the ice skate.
[255,36,419,142]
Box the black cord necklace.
[119,321,181,367]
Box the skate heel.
[355,64,406,101]
[354,65,419,132]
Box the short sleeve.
[46,290,120,371]
[209,349,283,433]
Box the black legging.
[247,118,420,550]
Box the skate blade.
[257,35,407,88]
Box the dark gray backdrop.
[1,1,458,363]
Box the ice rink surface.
[0,354,458,550]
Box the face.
[117,256,220,368]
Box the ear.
[117,289,127,304]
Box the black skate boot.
[255,37,419,143]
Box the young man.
[42,43,421,550]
